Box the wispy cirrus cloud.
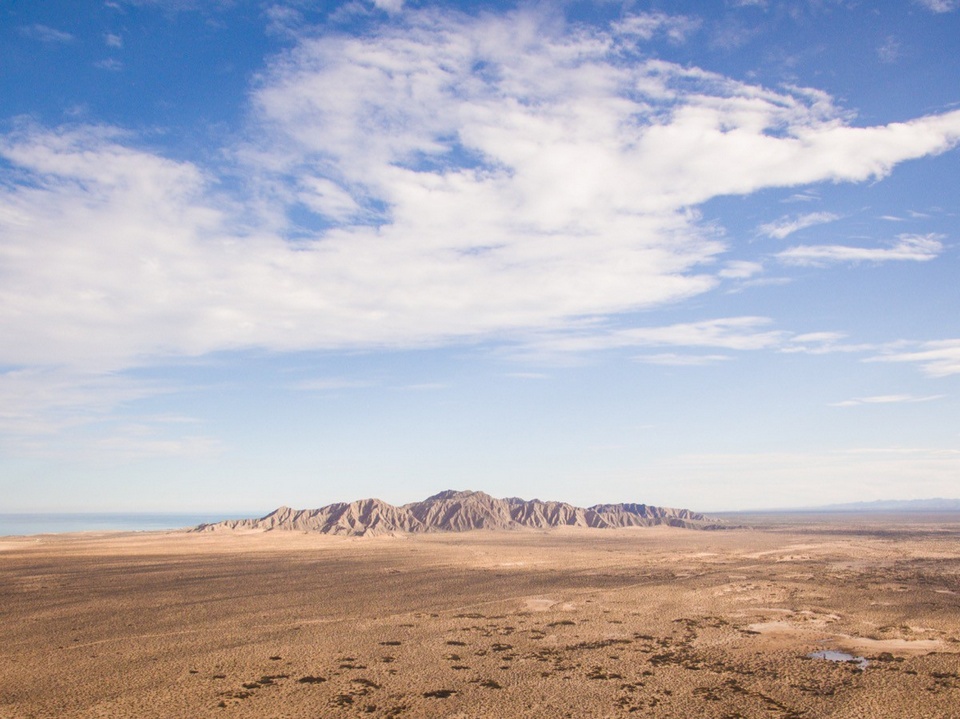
[758,211,839,239]
[877,36,901,64]
[617,317,786,350]
[19,24,74,44]
[781,331,877,355]
[869,339,960,377]
[0,367,168,437]
[913,0,959,12]
[718,260,764,279]
[783,190,820,203]
[294,377,375,391]
[264,4,304,38]
[95,58,124,71]
[524,317,787,357]
[523,322,909,364]
[633,353,732,366]
[831,393,945,408]
[372,0,404,13]
[612,12,702,43]
[776,233,944,266]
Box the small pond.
[807,650,869,669]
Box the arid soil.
[1,515,959,718]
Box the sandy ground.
[1,515,959,718]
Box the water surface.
[0,512,252,537]
[808,650,869,669]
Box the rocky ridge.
[195,490,725,536]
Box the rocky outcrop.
[195,489,724,535]
[589,502,705,528]
[507,496,606,529]
[198,498,425,536]
[403,490,516,531]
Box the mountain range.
[194,490,724,536]
[792,498,960,513]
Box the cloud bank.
[2,9,960,376]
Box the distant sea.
[0,512,258,537]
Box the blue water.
[0,512,256,537]
[808,650,869,669]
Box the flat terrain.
[1,515,959,718]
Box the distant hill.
[794,498,960,512]
[194,489,726,536]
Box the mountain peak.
[422,489,483,502]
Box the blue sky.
[1,0,958,513]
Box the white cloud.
[372,0,404,13]
[0,366,177,452]
[264,5,304,38]
[783,190,820,203]
[295,377,374,391]
[718,260,764,279]
[0,125,238,370]
[0,364,224,458]
[758,211,839,239]
[95,58,124,71]
[877,36,900,64]
[869,339,960,377]
[831,393,945,407]
[528,317,787,356]
[2,9,960,380]
[782,331,878,355]
[913,0,959,12]
[19,24,74,44]
[105,33,124,48]
[777,233,944,266]
[633,353,731,366]
[620,317,786,350]
[789,331,846,344]
[571,326,881,360]
[613,12,701,43]
[736,276,792,290]
[297,176,361,221]
[709,19,759,51]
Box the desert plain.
[1,514,959,718]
